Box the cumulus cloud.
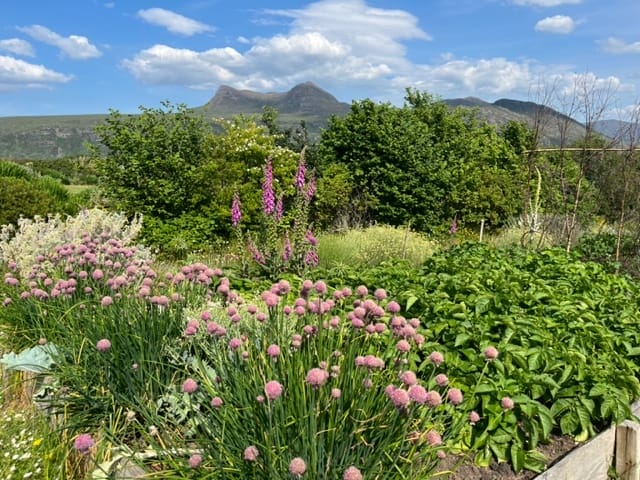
[123,0,427,91]
[18,25,101,60]
[0,55,72,91]
[535,15,575,34]
[511,0,581,6]
[137,8,214,36]
[599,37,640,54]
[0,38,34,57]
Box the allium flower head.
[265,380,283,400]
[501,396,515,410]
[426,430,442,446]
[289,457,307,477]
[267,344,281,359]
[426,390,442,407]
[74,433,94,453]
[484,346,499,361]
[386,301,401,313]
[96,338,111,352]
[396,339,411,353]
[343,466,363,480]
[408,384,428,404]
[101,296,113,306]
[429,351,444,366]
[469,410,481,425]
[182,378,198,394]
[188,454,202,468]
[211,396,223,408]
[244,445,259,461]
[448,388,464,405]
[306,368,329,388]
[399,370,417,386]
[391,388,411,408]
[435,373,449,387]
[331,388,341,399]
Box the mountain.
[592,120,640,144]
[0,81,628,160]
[196,81,350,134]
[443,97,589,146]
[0,82,350,160]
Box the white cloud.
[124,0,427,91]
[535,15,575,34]
[0,38,34,57]
[18,25,101,60]
[599,37,640,54]
[511,0,581,6]
[0,55,72,91]
[137,8,214,36]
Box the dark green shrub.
[0,177,56,226]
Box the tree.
[318,91,524,233]
[90,102,214,220]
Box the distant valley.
[0,82,634,160]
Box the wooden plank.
[617,421,640,480]
[535,426,616,480]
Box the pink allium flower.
[385,384,396,398]
[391,388,411,408]
[386,301,401,313]
[188,454,202,468]
[263,292,280,308]
[211,396,223,408]
[469,411,481,425]
[244,445,259,462]
[96,338,111,352]
[331,388,341,399]
[306,368,329,388]
[399,370,418,386]
[501,396,515,410]
[92,269,104,281]
[362,378,373,389]
[363,355,385,369]
[267,344,281,358]
[74,433,94,453]
[429,351,444,366]
[313,280,327,294]
[426,390,442,407]
[396,340,411,353]
[437,450,447,459]
[343,466,363,480]
[484,346,499,361]
[182,378,198,394]
[426,430,442,446]
[355,285,368,297]
[408,384,428,404]
[289,457,307,477]
[229,338,242,350]
[435,374,449,387]
[448,388,463,405]
[256,395,265,404]
[256,312,267,322]
[265,380,283,400]
[101,296,113,306]
[374,288,387,300]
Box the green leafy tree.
[318,91,524,233]
[90,102,214,219]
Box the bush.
[0,177,56,227]
[318,224,438,268]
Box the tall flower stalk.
[231,151,318,278]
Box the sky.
[1,0,639,120]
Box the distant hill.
[592,120,640,144]
[196,81,351,134]
[1,81,629,160]
[0,82,350,160]
[443,97,590,146]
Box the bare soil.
[435,435,579,480]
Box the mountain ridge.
[0,82,629,160]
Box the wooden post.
[479,219,485,242]
[617,420,640,480]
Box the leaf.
[405,295,418,311]
[454,333,472,347]
[475,383,494,394]
[574,429,589,442]
[510,443,525,473]
[474,446,492,468]
[560,411,579,435]
[0,344,57,373]
[475,297,490,316]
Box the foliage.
[318,91,524,233]
[0,177,56,227]
[318,224,438,269]
[315,242,640,471]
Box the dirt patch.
[436,435,579,480]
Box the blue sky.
[1,0,639,119]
